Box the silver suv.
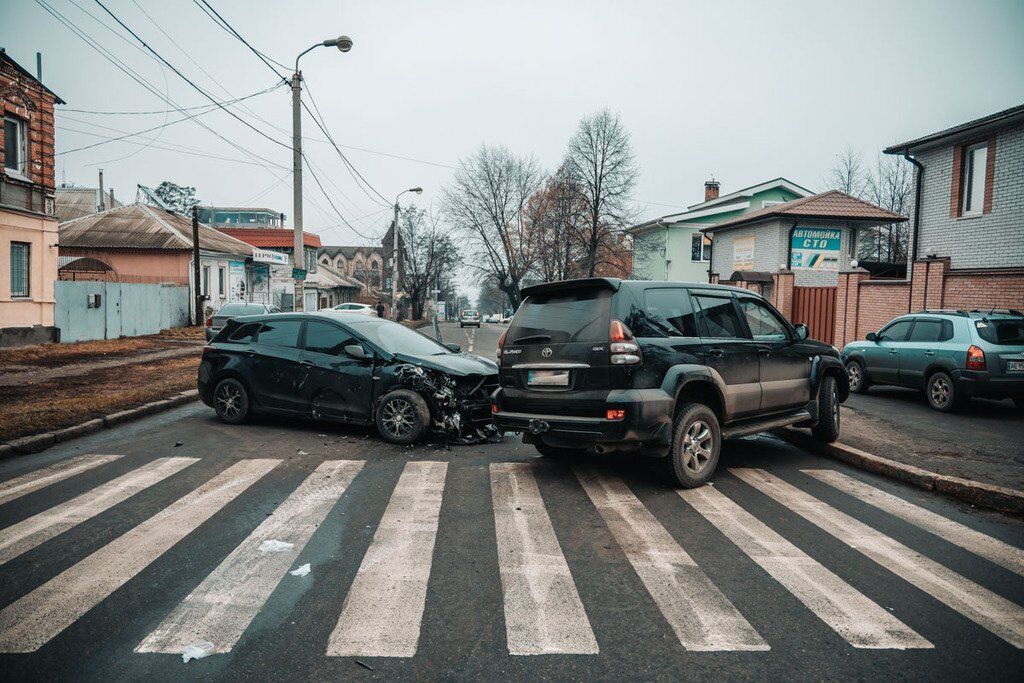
[841,309,1024,411]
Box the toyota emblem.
[541,347,553,358]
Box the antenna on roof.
[136,184,171,211]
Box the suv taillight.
[205,317,213,327]
[609,319,640,365]
[967,345,986,370]
[496,328,508,363]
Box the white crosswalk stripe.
[327,461,447,657]
[0,455,123,506]
[575,467,768,651]
[0,459,279,653]
[136,460,364,656]
[732,468,1024,649]
[491,462,598,655]
[679,485,932,649]
[803,469,1024,577]
[0,457,197,565]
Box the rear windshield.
[975,318,1024,345]
[217,304,265,317]
[509,290,611,344]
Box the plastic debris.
[259,539,295,553]
[296,449,309,456]
[355,660,374,671]
[174,441,183,447]
[181,641,214,663]
[289,563,311,577]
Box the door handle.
[924,351,935,356]
[707,348,724,358]
[889,349,898,355]
[300,360,314,366]
[758,348,771,357]
[244,349,257,356]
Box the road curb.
[1,389,201,458]
[776,427,1024,514]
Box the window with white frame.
[961,142,988,215]
[691,233,712,261]
[4,115,29,176]
[218,266,226,296]
[201,265,211,296]
[10,242,30,297]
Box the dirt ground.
[0,327,204,369]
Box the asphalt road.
[0,321,1021,680]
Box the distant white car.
[333,302,377,316]
[483,314,499,323]
[460,310,481,328]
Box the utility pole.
[192,205,203,327]
[290,70,304,312]
[391,200,400,320]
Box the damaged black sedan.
[198,310,500,444]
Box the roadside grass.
[0,327,204,369]
[0,356,199,442]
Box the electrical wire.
[194,0,289,78]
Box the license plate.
[527,370,569,387]
[1008,360,1024,372]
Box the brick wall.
[1,55,58,194]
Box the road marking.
[0,455,123,506]
[0,459,279,653]
[678,485,931,649]
[0,457,197,565]
[574,468,768,651]
[732,468,1024,649]
[803,469,1024,577]
[491,462,598,655]
[327,460,447,657]
[137,460,363,655]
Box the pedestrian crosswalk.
[0,454,1022,660]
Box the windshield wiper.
[513,334,551,344]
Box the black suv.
[492,278,848,487]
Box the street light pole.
[291,35,353,312]
[391,187,423,320]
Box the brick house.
[833,104,1024,347]
[0,49,63,346]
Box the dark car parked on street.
[842,309,1024,412]
[491,278,848,488]
[199,311,499,443]
[205,302,281,341]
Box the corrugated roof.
[702,190,907,233]
[58,203,254,254]
[884,103,1024,154]
[55,187,124,223]
[216,227,322,249]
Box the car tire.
[375,389,431,444]
[662,402,721,488]
[812,374,841,442]
[845,360,870,394]
[213,377,250,425]
[535,443,586,459]
[926,371,960,412]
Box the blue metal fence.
[55,281,190,343]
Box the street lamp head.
[323,35,354,52]
[410,187,423,194]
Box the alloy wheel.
[930,376,951,407]
[216,382,243,419]
[681,420,713,475]
[846,363,861,391]
[381,398,416,438]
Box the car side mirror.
[444,343,461,353]
[793,323,809,341]
[865,332,877,342]
[343,344,367,359]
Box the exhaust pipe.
[595,444,610,455]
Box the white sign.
[732,235,756,271]
[253,248,290,266]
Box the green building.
[628,177,812,282]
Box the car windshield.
[351,319,450,355]
[975,317,1024,345]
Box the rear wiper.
[513,334,551,344]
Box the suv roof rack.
[969,308,1023,316]
[919,309,969,316]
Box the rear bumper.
[492,387,674,451]
[953,369,1024,399]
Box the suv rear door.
[690,292,761,419]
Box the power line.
[194,0,289,78]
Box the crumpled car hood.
[391,351,498,376]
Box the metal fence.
[54,281,190,343]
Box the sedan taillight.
[967,345,986,370]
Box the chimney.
[36,52,42,81]
[704,177,720,202]
[97,169,105,211]
[109,188,115,207]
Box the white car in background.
[332,302,377,316]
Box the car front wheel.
[662,402,721,488]
[812,374,841,442]
[846,360,870,394]
[926,371,960,412]
[375,389,431,444]
[213,377,250,424]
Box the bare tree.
[399,205,461,320]
[823,146,867,197]
[526,164,587,282]
[441,144,543,309]
[564,110,639,277]
[863,154,913,264]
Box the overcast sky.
[4,0,1023,256]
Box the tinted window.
[227,322,261,343]
[693,295,745,339]
[509,290,612,344]
[975,318,1024,345]
[639,288,697,337]
[257,319,302,348]
[739,299,789,342]
[879,319,913,342]
[909,319,943,342]
[304,321,355,355]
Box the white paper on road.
[679,485,931,649]
[327,460,447,658]
[491,462,598,655]
[732,468,1024,649]
[259,539,295,553]
[0,457,198,565]
[0,459,280,653]
[289,563,311,577]
[181,640,214,662]
[575,467,768,651]
[803,469,1024,577]
[137,460,363,655]
[0,454,123,506]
